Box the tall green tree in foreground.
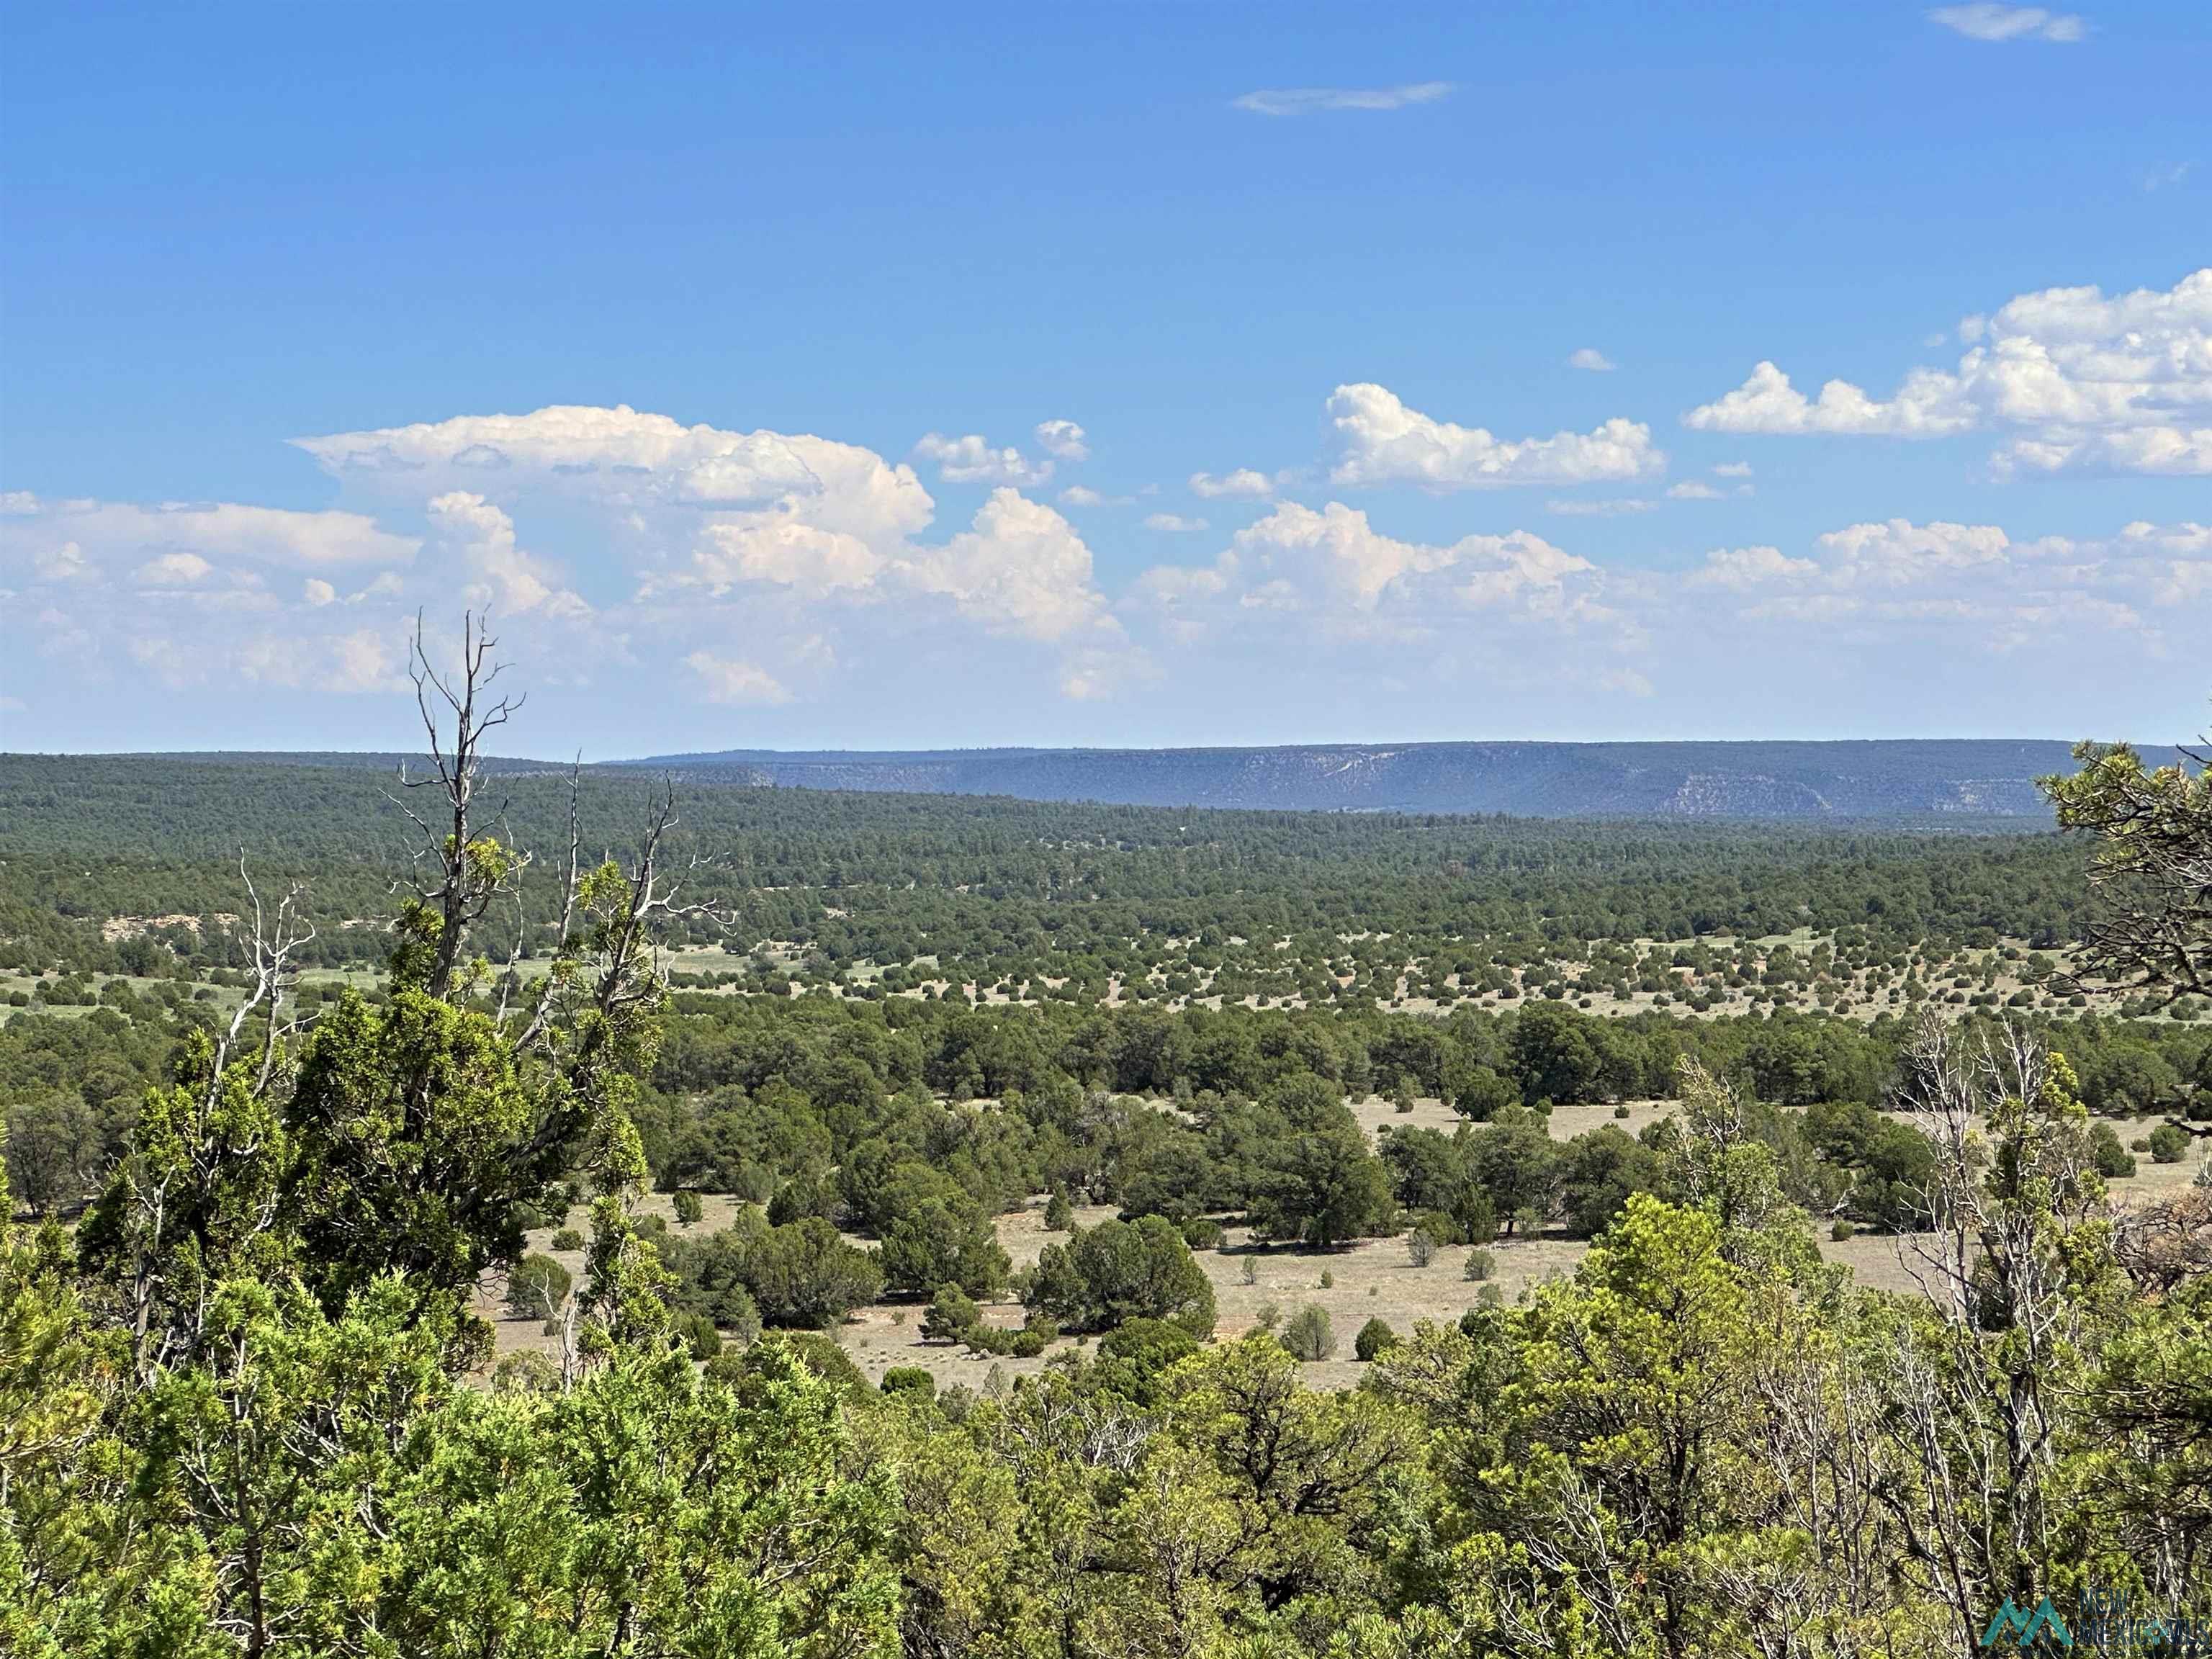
[2044,734,2212,1005]
[2,620,899,1659]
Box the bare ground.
[481,1100,2208,1390]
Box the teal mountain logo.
[1981,1597,2074,1649]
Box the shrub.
[2088,1123,2137,1179]
[767,1173,836,1227]
[1099,1316,1200,1377]
[505,1252,572,1321]
[880,1366,936,1403]
[1253,1301,1281,1333]
[1830,1219,1856,1243]
[1043,1191,1075,1231]
[550,1227,585,1251]
[1613,1104,1631,1119]
[1409,1208,1463,1247]
[662,1213,882,1331]
[2149,1123,2193,1165]
[1240,1253,1259,1286]
[1354,1316,1399,1362]
[922,1283,981,1344]
[679,1310,722,1362]
[1282,1305,1335,1362]
[1406,1228,1437,1268]
[1319,1269,1334,1290]
[1028,1215,1216,1337]
[1462,1249,1496,1282]
[878,1176,1011,1300]
[767,1332,869,1396]
[1179,1216,1225,1251]
[672,1189,704,1226]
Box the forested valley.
[5,638,2212,1657]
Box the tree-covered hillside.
[4,660,2211,1655]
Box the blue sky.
[2,1,2207,756]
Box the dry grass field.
[479,1092,2212,1390]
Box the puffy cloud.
[1033,419,1089,461]
[1192,500,1596,614]
[900,488,1121,645]
[1058,485,1107,507]
[303,578,337,607]
[294,404,1128,700]
[1928,4,2085,42]
[688,517,886,597]
[1666,481,1725,500]
[1328,382,1663,490]
[1691,546,1820,590]
[1568,348,1617,372]
[426,491,590,617]
[1189,468,1276,499]
[682,650,790,706]
[1143,512,1208,534]
[1712,461,1754,477]
[1671,516,2201,665]
[1686,269,2212,475]
[1232,82,1452,116]
[913,432,1053,487]
[1816,518,2013,585]
[1683,359,1975,437]
[297,404,935,551]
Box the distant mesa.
[619,738,2172,821]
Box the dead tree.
[1880,1014,2108,1646]
[391,610,526,998]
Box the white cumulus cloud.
[1328,383,1663,490]
[901,488,1122,645]
[1686,268,2212,475]
[1189,469,1277,499]
[1568,348,1617,372]
[426,491,590,618]
[1033,420,1089,462]
[914,432,1053,487]
[1691,546,1820,590]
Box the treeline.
[1,754,2094,989]
[9,974,2207,1223]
